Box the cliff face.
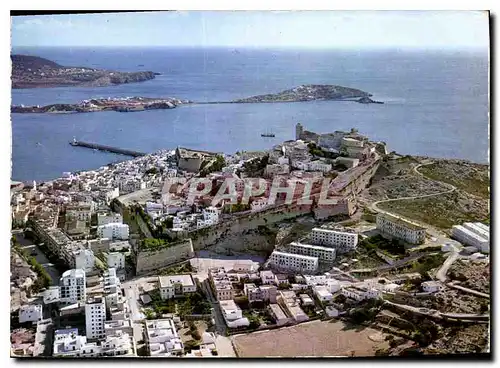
[11,54,156,89]
[233,84,371,103]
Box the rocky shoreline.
[11,97,191,114]
[11,54,157,89]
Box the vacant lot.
[418,160,490,199]
[232,320,390,357]
[378,191,489,231]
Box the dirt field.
[232,320,390,357]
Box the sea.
[11,47,489,183]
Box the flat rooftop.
[377,213,426,231]
[158,274,195,288]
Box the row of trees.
[11,236,52,293]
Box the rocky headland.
[11,54,157,89]
[11,97,191,114]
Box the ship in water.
[261,133,275,137]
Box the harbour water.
[11,47,489,182]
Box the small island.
[232,84,377,103]
[11,97,191,114]
[11,55,157,89]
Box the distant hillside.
[11,54,156,89]
[11,55,63,71]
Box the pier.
[69,140,147,157]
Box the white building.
[313,285,333,303]
[288,242,336,262]
[251,197,269,212]
[118,178,146,194]
[97,212,123,226]
[260,270,275,285]
[19,304,43,324]
[341,286,380,302]
[74,249,95,273]
[59,269,86,305]
[299,294,315,306]
[101,331,135,357]
[53,328,100,357]
[209,268,236,301]
[66,203,93,222]
[219,300,250,328]
[107,252,125,270]
[268,251,319,273]
[277,290,309,323]
[145,319,184,357]
[310,228,359,252]
[376,213,426,245]
[197,206,220,229]
[158,274,196,300]
[307,160,332,173]
[421,281,444,293]
[268,303,289,326]
[451,225,489,253]
[98,223,129,240]
[85,296,106,340]
[244,283,277,303]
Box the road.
[123,283,145,321]
[435,251,459,282]
[14,233,62,285]
[446,282,490,299]
[369,161,457,242]
[200,280,227,336]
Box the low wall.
[135,239,195,275]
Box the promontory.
[11,55,157,89]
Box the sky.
[11,11,489,50]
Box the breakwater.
[69,140,147,157]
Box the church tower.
[295,123,304,141]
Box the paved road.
[435,251,459,282]
[123,284,145,321]
[369,161,457,242]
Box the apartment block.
[268,250,319,273]
[85,295,106,340]
[310,228,358,252]
[288,242,336,262]
[59,269,86,305]
[376,213,426,245]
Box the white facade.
[463,222,490,241]
[66,204,93,222]
[451,225,489,253]
[268,303,289,326]
[268,251,319,273]
[101,331,135,357]
[19,304,43,324]
[197,206,220,228]
[107,252,125,270]
[310,228,358,252]
[376,214,426,245]
[219,300,250,328]
[288,242,336,262]
[59,269,86,304]
[251,197,269,212]
[421,281,444,293]
[341,286,380,301]
[97,212,123,226]
[118,179,146,194]
[145,319,184,357]
[74,249,95,273]
[244,283,277,303]
[158,274,196,300]
[85,296,106,340]
[307,161,332,173]
[260,270,275,285]
[277,290,309,323]
[53,328,101,357]
[98,223,129,240]
[313,286,333,303]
